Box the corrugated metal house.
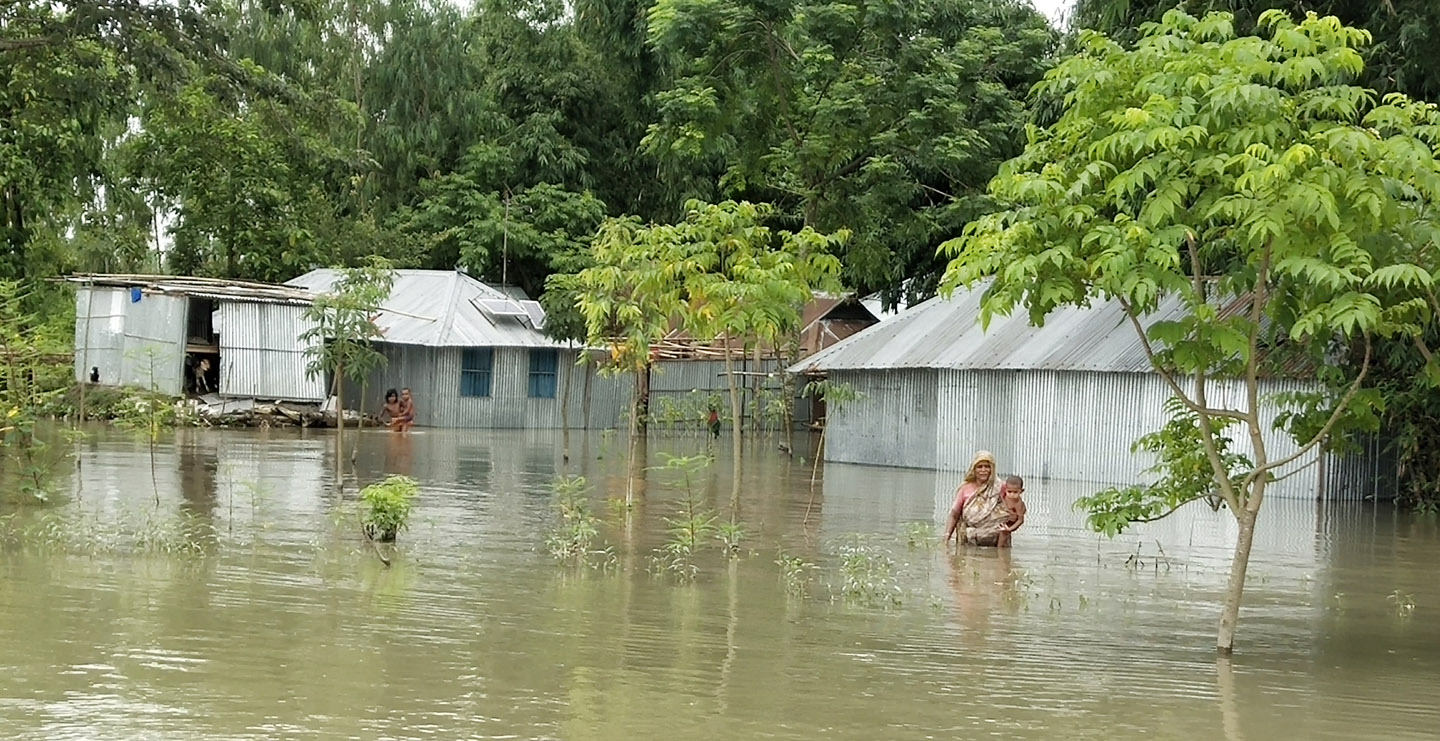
[641,296,881,430]
[287,269,632,429]
[790,283,1390,500]
[68,274,325,401]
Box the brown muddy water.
[1,426,1437,740]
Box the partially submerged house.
[287,269,631,429]
[639,295,881,430]
[790,283,1391,501]
[68,274,325,401]
[799,295,882,357]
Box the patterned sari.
[960,479,1009,546]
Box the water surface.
[1,426,1436,739]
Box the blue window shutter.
[460,347,493,397]
[528,348,558,398]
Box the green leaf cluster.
[644,0,1057,305]
[360,474,420,541]
[301,255,396,387]
[569,200,847,372]
[943,9,1440,531]
[1077,399,1252,537]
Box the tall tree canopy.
[643,0,1057,306]
[944,8,1440,650]
[1073,0,1440,102]
[1072,1,1440,511]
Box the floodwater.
[1,426,1437,740]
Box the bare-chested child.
[997,475,1028,547]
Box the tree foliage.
[302,254,396,391]
[1072,0,1440,103]
[569,200,845,440]
[942,9,1440,651]
[572,200,845,371]
[1070,3,1440,516]
[643,0,1056,305]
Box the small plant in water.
[1388,590,1417,618]
[903,521,933,550]
[714,520,747,556]
[776,551,816,596]
[658,506,717,580]
[836,539,901,606]
[546,475,604,563]
[652,453,717,580]
[360,475,419,542]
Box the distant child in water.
[997,475,1028,548]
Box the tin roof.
[790,280,1271,375]
[286,269,560,348]
[59,274,317,305]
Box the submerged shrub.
[360,475,419,542]
[546,475,607,565]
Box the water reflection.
[0,427,1436,740]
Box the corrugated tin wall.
[117,292,187,396]
[347,344,632,429]
[934,369,1178,482]
[73,286,127,386]
[825,367,1378,501]
[825,369,939,468]
[1319,433,1396,501]
[217,302,326,402]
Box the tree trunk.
[225,195,238,278]
[636,362,651,433]
[811,422,826,489]
[1217,501,1261,654]
[353,380,366,465]
[334,364,345,491]
[778,345,794,438]
[561,348,573,462]
[723,337,743,514]
[723,338,743,450]
[751,346,763,434]
[582,358,593,431]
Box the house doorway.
[184,297,220,396]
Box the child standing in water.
[997,475,1028,548]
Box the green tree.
[302,256,396,487]
[1072,1,1440,515]
[941,10,1440,653]
[1,4,130,280]
[571,216,681,440]
[0,280,74,501]
[643,0,1055,305]
[1,0,318,282]
[572,201,844,448]
[669,201,845,456]
[390,0,617,292]
[1072,0,1440,102]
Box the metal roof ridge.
[434,270,466,346]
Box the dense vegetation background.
[5,0,1440,508]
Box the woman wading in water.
[942,450,1021,547]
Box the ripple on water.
[1,426,1437,740]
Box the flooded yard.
[1,426,1437,739]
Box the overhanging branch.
[0,37,62,52]
[1117,295,1248,423]
[1246,333,1372,485]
